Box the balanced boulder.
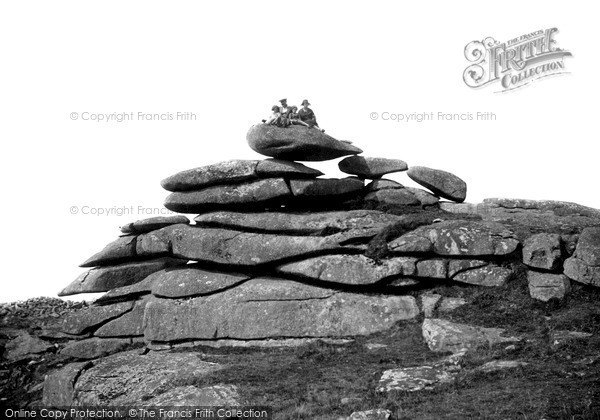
[407,166,467,202]
[247,124,362,161]
[338,156,408,178]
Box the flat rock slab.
[247,124,363,161]
[422,318,519,353]
[73,350,222,405]
[195,209,403,235]
[407,166,467,202]
[276,254,417,285]
[338,156,408,178]
[527,271,571,301]
[143,278,419,341]
[59,258,187,296]
[150,266,250,298]
[60,337,134,360]
[388,220,519,257]
[80,235,138,267]
[120,215,190,234]
[378,365,457,392]
[140,225,354,266]
[94,273,158,304]
[164,178,292,213]
[564,227,600,287]
[289,177,364,198]
[56,301,134,335]
[255,158,323,178]
[522,233,563,271]
[161,160,258,192]
[161,159,322,192]
[42,361,92,406]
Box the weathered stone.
[438,297,468,313]
[95,298,150,337]
[42,361,92,407]
[80,235,137,268]
[150,266,250,298]
[255,158,323,178]
[349,409,392,420]
[452,265,513,287]
[60,337,133,360]
[338,156,408,178]
[161,160,259,192]
[564,227,600,287]
[366,178,403,191]
[247,124,362,161]
[57,302,134,335]
[120,215,190,234]
[378,365,457,392]
[4,331,52,361]
[416,259,447,279]
[407,166,467,202]
[564,257,600,287]
[195,210,403,236]
[522,233,563,271]
[144,278,419,341]
[388,220,519,257]
[164,225,353,266]
[527,271,571,301]
[95,273,157,304]
[289,177,364,198]
[405,187,440,206]
[148,384,241,407]
[422,318,519,353]
[365,189,420,206]
[276,255,416,285]
[59,258,187,296]
[447,260,488,277]
[164,178,291,213]
[73,350,222,405]
[421,294,442,318]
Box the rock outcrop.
[50,122,600,361]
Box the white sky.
[1,1,598,303]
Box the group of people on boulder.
[263,98,324,132]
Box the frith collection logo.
[463,28,572,92]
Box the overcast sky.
[1,1,597,302]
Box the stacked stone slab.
[54,124,600,357]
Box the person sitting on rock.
[279,98,290,117]
[263,105,289,127]
[288,105,310,127]
[298,99,324,132]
